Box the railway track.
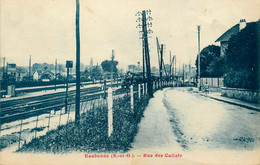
[0,84,126,124]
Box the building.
[215,19,253,56]
[6,63,16,83]
[16,67,28,81]
[40,69,54,81]
[33,70,39,81]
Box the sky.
[1,0,260,71]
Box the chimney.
[239,19,246,31]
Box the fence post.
[67,104,71,124]
[35,115,39,138]
[145,83,147,94]
[138,84,141,99]
[130,85,134,111]
[58,108,62,127]
[107,87,113,137]
[18,119,23,151]
[47,111,51,132]
[142,83,145,95]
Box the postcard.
[1,0,260,164]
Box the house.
[33,70,39,81]
[215,19,254,56]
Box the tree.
[128,65,137,72]
[224,22,259,89]
[195,45,224,77]
[32,63,41,72]
[90,66,102,80]
[101,60,118,73]
[32,63,56,72]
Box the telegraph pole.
[29,55,31,82]
[197,25,201,90]
[169,51,172,80]
[183,63,185,84]
[160,44,163,85]
[175,55,176,78]
[136,10,153,97]
[55,59,57,90]
[142,35,146,82]
[142,10,153,97]
[3,57,6,79]
[75,0,80,124]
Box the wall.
[221,87,260,103]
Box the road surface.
[132,87,260,164]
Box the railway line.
[0,83,125,124]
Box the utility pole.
[55,59,57,79]
[111,50,114,86]
[136,9,153,97]
[169,51,172,80]
[171,55,174,78]
[3,57,6,79]
[142,34,146,82]
[75,0,80,124]
[172,55,174,78]
[160,44,163,85]
[29,55,31,82]
[142,10,153,97]
[175,55,176,78]
[197,25,201,90]
[183,63,185,84]
[55,59,57,90]
[189,58,191,85]
[156,37,164,88]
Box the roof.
[41,69,54,75]
[215,22,254,42]
[215,24,239,42]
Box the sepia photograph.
[0,0,260,164]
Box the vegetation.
[0,134,19,151]
[101,60,118,74]
[224,22,259,90]
[18,95,149,153]
[195,45,225,77]
[84,66,103,80]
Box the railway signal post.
[65,61,73,113]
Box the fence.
[0,80,173,151]
[200,77,224,87]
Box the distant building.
[16,67,28,81]
[33,70,39,81]
[7,63,16,83]
[40,69,54,81]
[215,19,254,56]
